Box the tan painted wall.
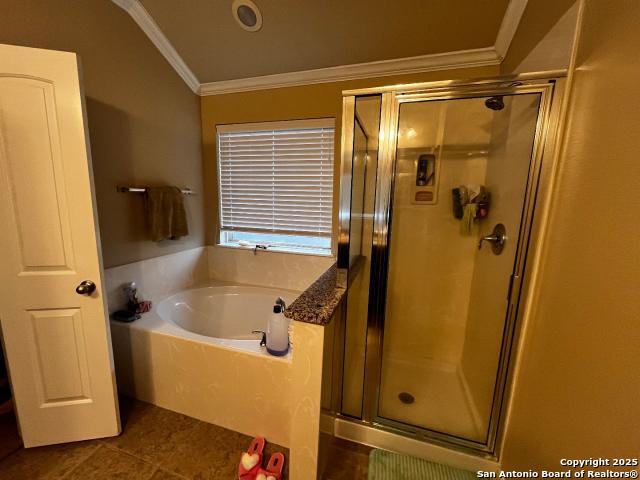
[501,0,640,468]
[200,66,499,248]
[0,0,204,268]
[501,0,579,74]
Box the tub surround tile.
[104,246,338,479]
[284,264,346,325]
[104,247,208,313]
[207,246,334,292]
[289,321,327,479]
[110,324,293,447]
[111,305,328,479]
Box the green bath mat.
[368,449,477,480]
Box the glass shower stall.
[335,73,564,455]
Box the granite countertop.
[284,263,347,325]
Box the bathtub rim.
[109,279,301,363]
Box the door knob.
[76,280,96,296]
[478,223,506,255]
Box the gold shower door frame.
[337,72,566,456]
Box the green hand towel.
[145,186,189,241]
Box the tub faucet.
[253,244,267,255]
[252,330,267,347]
[275,297,286,311]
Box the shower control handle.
[479,234,500,244]
[478,223,506,255]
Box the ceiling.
[136,0,511,84]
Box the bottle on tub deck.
[266,304,289,356]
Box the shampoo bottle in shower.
[266,304,289,356]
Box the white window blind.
[217,119,334,252]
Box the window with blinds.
[217,119,334,255]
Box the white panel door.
[0,43,120,447]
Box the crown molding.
[111,0,200,93]
[199,48,501,96]
[114,0,529,96]
[495,0,529,60]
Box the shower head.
[485,96,505,111]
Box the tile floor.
[320,435,371,480]
[0,397,370,479]
[0,397,288,479]
[0,410,21,462]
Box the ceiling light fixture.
[232,0,263,32]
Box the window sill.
[215,243,335,258]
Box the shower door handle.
[478,223,506,254]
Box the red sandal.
[256,452,285,480]
[238,437,265,480]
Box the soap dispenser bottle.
[266,304,289,356]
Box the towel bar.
[117,186,195,195]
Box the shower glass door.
[339,78,560,452]
[376,92,542,445]
[342,95,382,418]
